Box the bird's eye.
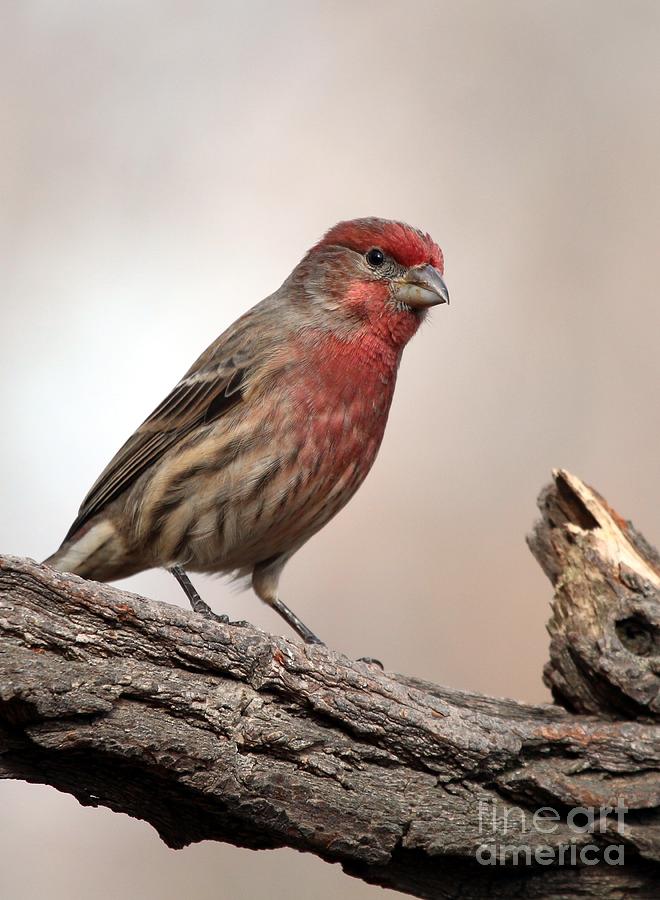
[366,248,385,268]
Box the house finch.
[45,217,449,644]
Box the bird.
[44,217,449,645]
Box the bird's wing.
[65,351,251,539]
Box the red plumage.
[319,218,444,271]
[44,217,448,644]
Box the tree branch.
[1,471,658,898]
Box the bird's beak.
[394,264,450,308]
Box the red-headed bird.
[45,218,449,644]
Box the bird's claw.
[357,656,384,669]
[304,635,326,646]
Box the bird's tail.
[43,519,134,582]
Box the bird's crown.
[318,217,443,272]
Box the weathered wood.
[528,469,660,718]
[0,471,658,898]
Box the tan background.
[1,1,659,897]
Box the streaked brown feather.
[65,357,251,539]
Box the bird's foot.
[169,565,228,624]
[304,633,325,646]
[188,591,229,624]
[357,656,384,669]
[201,607,230,625]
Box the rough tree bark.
[0,470,658,898]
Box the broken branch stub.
[527,469,660,718]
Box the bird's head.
[293,217,448,349]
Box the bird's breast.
[140,334,401,572]
[290,333,400,469]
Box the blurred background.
[1,1,659,897]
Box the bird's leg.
[169,565,228,624]
[252,557,324,645]
[270,597,324,645]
